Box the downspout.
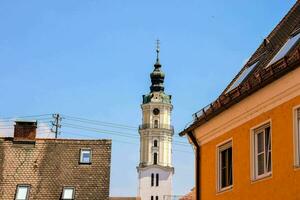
[187,131,200,200]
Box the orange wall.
[199,95,300,200]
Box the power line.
[62,114,137,130]
[62,131,193,154]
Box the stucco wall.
[199,95,300,200]
[138,167,173,200]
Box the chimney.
[14,121,37,141]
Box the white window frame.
[293,105,300,167]
[251,122,272,180]
[216,139,233,192]
[80,148,92,164]
[62,187,75,200]
[15,185,30,200]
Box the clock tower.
[137,42,174,200]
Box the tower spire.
[150,39,165,92]
[156,39,160,63]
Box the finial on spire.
[156,39,160,62]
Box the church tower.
[137,42,174,200]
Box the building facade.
[0,121,112,200]
[180,2,300,200]
[137,46,174,200]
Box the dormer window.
[80,149,92,164]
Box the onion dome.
[150,41,165,92]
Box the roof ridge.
[222,1,300,95]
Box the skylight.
[267,32,300,67]
[226,61,258,93]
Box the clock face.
[153,108,160,115]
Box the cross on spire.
[156,39,160,62]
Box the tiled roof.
[180,1,300,136]
[0,137,112,199]
[110,198,141,200]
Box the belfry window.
[154,140,158,147]
[154,120,158,128]
[154,153,158,165]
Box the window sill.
[294,165,300,171]
[216,185,233,195]
[251,173,272,183]
[79,162,92,165]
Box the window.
[151,196,154,200]
[154,120,158,128]
[253,123,271,179]
[217,141,233,191]
[226,61,258,93]
[15,185,30,200]
[267,32,300,67]
[294,107,300,166]
[156,174,159,186]
[154,140,158,147]
[153,153,158,165]
[62,187,75,200]
[156,196,159,200]
[80,149,92,164]
[151,173,154,187]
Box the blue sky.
[0,0,295,197]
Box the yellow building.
[180,2,300,200]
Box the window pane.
[82,153,90,162]
[257,132,264,153]
[258,154,265,175]
[226,61,258,92]
[298,118,300,163]
[221,168,227,188]
[228,147,233,185]
[268,32,300,66]
[267,151,272,172]
[63,188,74,199]
[220,145,232,189]
[81,150,91,163]
[16,187,28,200]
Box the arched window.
[156,196,158,200]
[151,196,154,200]
[151,173,154,187]
[156,173,159,186]
[154,120,158,128]
[154,140,158,147]
[153,153,158,165]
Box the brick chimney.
[14,121,37,141]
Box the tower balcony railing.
[139,123,174,131]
